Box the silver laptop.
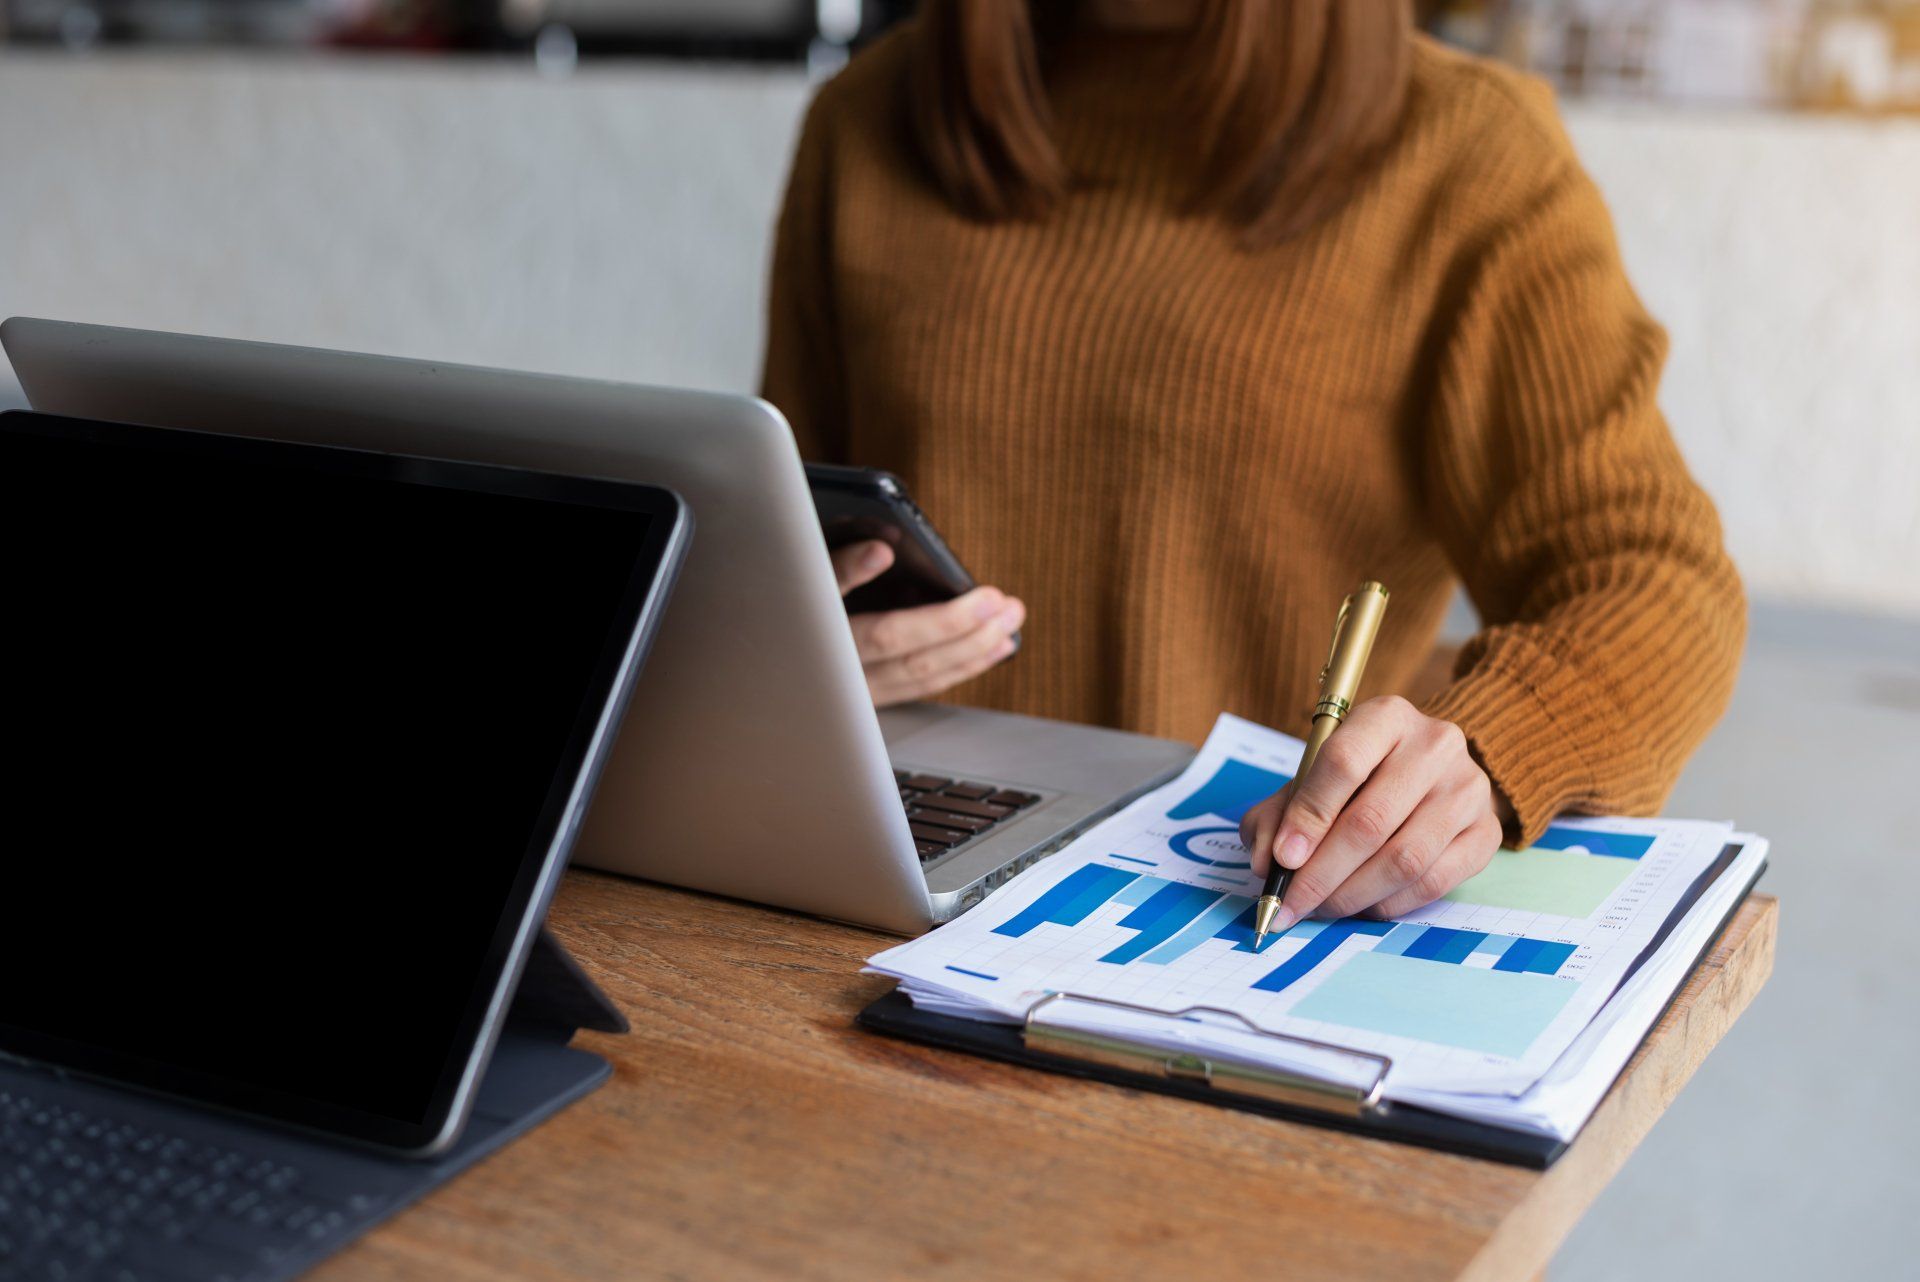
[1,317,1193,934]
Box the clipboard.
[859,846,1765,1170]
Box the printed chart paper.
[868,714,1735,1096]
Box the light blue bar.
[1290,951,1579,1059]
[1286,919,1328,940]
[1100,882,1223,964]
[1473,934,1520,957]
[1113,876,1167,908]
[1371,924,1425,957]
[1139,897,1250,965]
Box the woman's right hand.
[831,540,1025,708]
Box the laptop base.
[881,702,1195,921]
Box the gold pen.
[1252,582,1391,946]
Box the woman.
[761,0,1745,931]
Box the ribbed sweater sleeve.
[760,98,847,463]
[1416,104,1746,846]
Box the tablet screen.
[0,413,673,1148]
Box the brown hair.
[907,0,1413,247]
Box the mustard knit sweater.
[761,25,1746,845]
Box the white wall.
[0,51,809,393]
[2,51,1915,616]
[1568,105,1920,621]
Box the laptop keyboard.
[0,1089,382,1282]
[894,771,1040,862]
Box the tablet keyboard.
[894,771,1040,862]
[0,1089,383,1282]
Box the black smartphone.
[805,463,999,624]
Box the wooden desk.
[317,875,1776,1282]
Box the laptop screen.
[0,412,677,1149]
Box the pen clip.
[1318,593,1355,689]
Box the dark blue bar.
[1437,931,1485,963]
[1214,903,1269,953]
[993,863,1140,938]
[1100,883,1224,964]
[944,965,1000,981]
[1402,926,1455,961]
[1533,826,1656,860]
[1401,927,1487,965]
[1494,937,1544,973]
[1167,758,1292,824]
[1524,941,1578,975]
[1251,920,1394,992]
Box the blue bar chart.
[992,863,1141,937]
[1250,920,1396,992]
[1374,924,1578,975]
[1098,881,1228,964]
[871,715,1729,1090]
[990,863,1584,993]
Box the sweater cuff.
[1419,665,1592,849]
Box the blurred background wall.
[3,40,1917,618]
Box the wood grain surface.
[311,875,1777,1282]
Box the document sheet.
[867,715,1765,1139]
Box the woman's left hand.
[1238,696,1508,931]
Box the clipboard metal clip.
[1021,992,1392,1119]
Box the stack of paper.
[867,715,1766,1141]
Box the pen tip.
[1252,896,1280,947]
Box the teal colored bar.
[1113,877,1166,908]
[1473,934,1520,957]
[1428,930,1486,964]
[1291,951,1578,1059]
[1372,924,1425,957]
[1140,897,1251,965]
[1524,941,1579,975]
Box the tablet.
[0,410,688,1154]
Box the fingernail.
[972,590,1004,621]
[1278,833,1312,869]
[1271,904,1299,933]
[862,543,889,571]
[995,602,1025,630]
[993,638,1016,660]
